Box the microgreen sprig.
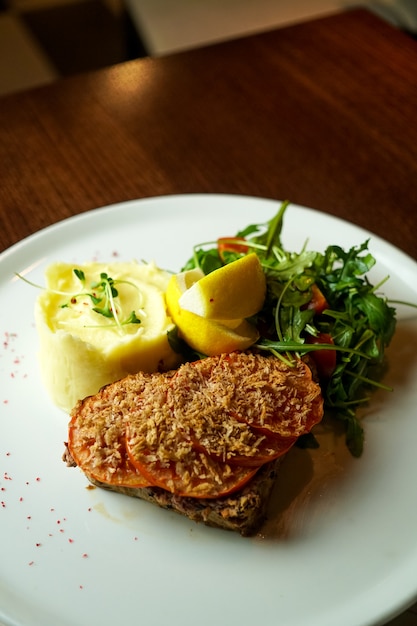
[64,269,142,330]
[17,268,142,331]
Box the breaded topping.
[69,372,151,486]
[168,352,323,438]
[68,352,323,498]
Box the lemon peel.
[178,253,266,320]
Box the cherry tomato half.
[217,237,248,261]
[307,332,337,380]
[306,284,329,315]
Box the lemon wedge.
[178,253,266,320]
[166,266,260,356]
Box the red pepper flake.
[36,543,41,547]
[134,536,138,541]
[6,452,11,456]
[4,331,18,348]
[82,553,88,559]
[59,528,64,533]
[27,515,31,520]
[79,585,84,590]
[68,538,74,544]
[28,561,35,566]
[35,477,41,482]
[19,497,23,502]
[3,400,9,405]
[1,501,5,508]
[1,487,5,492]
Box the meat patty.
[65,351,323,534]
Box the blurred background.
[1,0,417,97]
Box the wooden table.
[1,8,416,625]
[1,8,416,260]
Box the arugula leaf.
[182,247,223,274]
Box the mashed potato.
[35,260,179,412]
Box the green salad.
[175,201,397,457]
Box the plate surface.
[1,194,417,626]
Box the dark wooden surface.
[1,7,416,261]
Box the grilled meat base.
[64,444,282,535]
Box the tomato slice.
[125,379,261,498]
[217,236,248,261]
[191,431,297,466]
[168,352,323,440]
[68,392,150,489]
[69,352,324,499]
[124,358,294,496]
[126,434,258,499]
[306,284,329,315]
[167,360,295,466]
[167,353,323,467]
[230,386,323,439]
[224,354,324,438]
[307,332,337,380]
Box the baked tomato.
[168,352,324,442]
[68,411,150,488]
[226,356,324,438]
[190,423,297,467]
[125,435,258,499]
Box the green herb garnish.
[73,270,142,329]
[17,269,142,331]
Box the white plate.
[1,194,417,626]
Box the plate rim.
[1,193,417,626]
